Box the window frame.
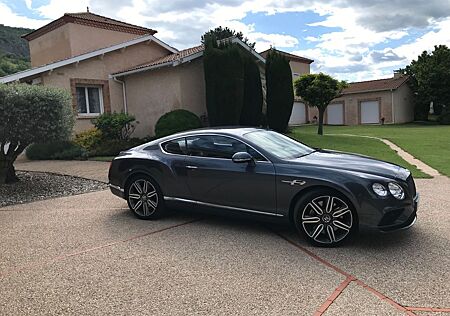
[159,134,270,163]
[76,85,104,117]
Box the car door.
[183,134,277,214]
[158,137,191,199]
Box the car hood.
[290,149,407,179]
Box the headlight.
[372,183,388,197]
[388,182,405,200]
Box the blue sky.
[1,0,450,82]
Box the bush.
[88,138,144,157]
[26,141,86,160]
[93,112,136,140]
[0,83,74,183]
[74,128,103,150]
[439,108,450,125]
[155,109,202,138]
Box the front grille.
[406,175,416,197]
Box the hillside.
[0,24,33,77]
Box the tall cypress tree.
[240,55,263,126]
[266,49,294,132]
[203,37,244,126]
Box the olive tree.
[294,73,347,135]
[0,84,74,183]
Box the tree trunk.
[318,109,325,135]
[0,159,18,184]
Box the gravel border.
[0,171,108,208]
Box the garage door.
[327,103,344,125]
[289,102,306,125]
[360,101,380,124]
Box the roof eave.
[0,34,175,83]
[111,50,204,78]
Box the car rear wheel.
[293,189,356,247]
[126,175,165,220]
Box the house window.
[76,86,104,116]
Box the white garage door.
[289,102,306,125]
[327,103,344,125]
[360,101,380,124]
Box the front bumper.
[378,193,419,232]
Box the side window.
[186,135,266,161]
[161,138,187,155]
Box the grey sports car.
[108,127,418,246]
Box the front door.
[184,135,277,214]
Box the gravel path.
[0,171,107,207]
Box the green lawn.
[290,125,437,178]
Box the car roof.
[160,126,266,140]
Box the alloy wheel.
[128,179,159,217]
[301,195,353,244]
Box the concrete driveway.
[1,173,449,315]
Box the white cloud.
[0,2,49,29]
[2,0,450,80]
[36,0,89,19]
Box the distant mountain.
[0,24,34,77]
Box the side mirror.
[232,152,254,164]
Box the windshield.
[243,130,315,160]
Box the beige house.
[1,11,314,137]
[0,11,410,135]
[305,74,413,125]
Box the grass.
[296,124,450,177]
[290,125,431,178]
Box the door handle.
[185,165,198,169]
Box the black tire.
[293,189,357,247]
[126,175,165,220]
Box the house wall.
[178,59,207,118]
[290,60,310,76]
[40,41,170,133]
[393,84,414,123]
[124,67,182,137]
[124,59,207,138]
[67,23,140,58]
[29,24,72,67]
[28,22,143,67]
[308,90,395,125]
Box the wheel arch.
[288,184,359,226]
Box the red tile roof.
[23,12,156,41]
[113,45,204,75]
[343,75,409,94]
[259,48,314,64]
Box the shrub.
[439,108,450,125]
[88,138,143,157]
[93,112,136,140]
[154,109,202,138]
[74,128,103,150]
[265,49,294,132]
[0,83,74,183]
[26,141,86,160]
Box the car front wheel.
[293,190,356,246]
[126,175,165,220]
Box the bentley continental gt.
[108,127,418,246]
